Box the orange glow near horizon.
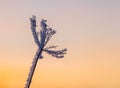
[0,0,120,88]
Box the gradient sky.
[0,0,120,88]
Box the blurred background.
[0,0,120,88]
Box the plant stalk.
[24,48,42,88]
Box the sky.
[0,0,120,88]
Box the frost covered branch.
[24,15,67,88]
[39,19,56,48]
[43,48,67,58]
[30,15,40,48]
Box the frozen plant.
[24,15,67,88]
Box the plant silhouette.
[24,15,67,88]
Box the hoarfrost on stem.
[24,15,67,88]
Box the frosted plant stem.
[24,16,67,88]
[24,48,42,88]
